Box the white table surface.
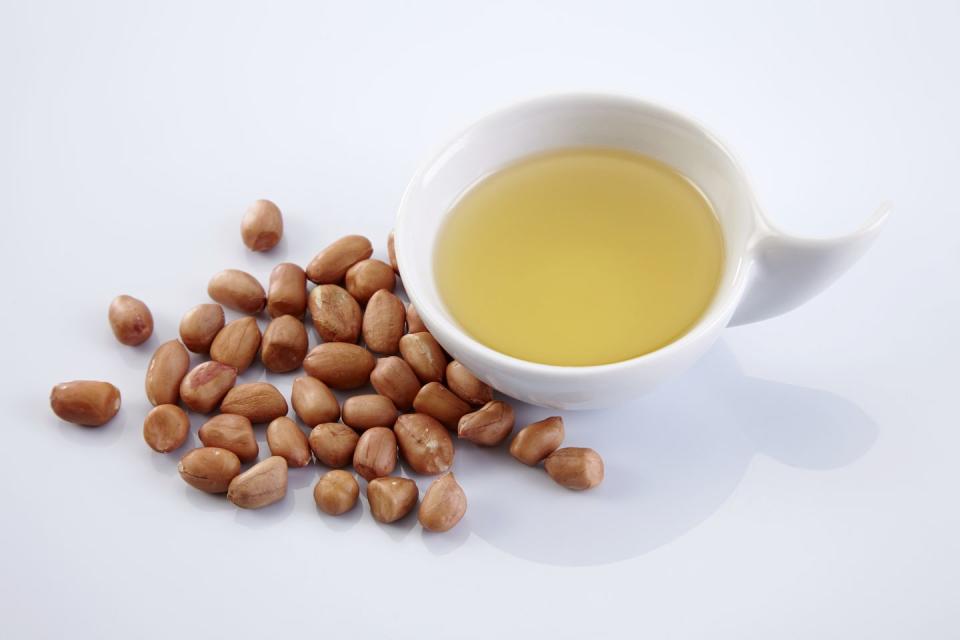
[2,1,958,638]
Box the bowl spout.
[729,204,890,326]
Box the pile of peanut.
[49,199,604,533]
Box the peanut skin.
[108,295,153,346]
[314,470,359,515]
[399,332,446,384]
[50,380,121,427]
[208,269,266,314]
[370,356,421,411]
[306,235,373,284]
[179,303,224,353]
[544,447,604,490]
[418,473,467,532]
[178,447,242,493]
[267,263,307,318]
[241,199,283,251]
[509,417,564,465]
[144,340,189,406]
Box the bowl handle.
[729,204,890,326]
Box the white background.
[2,1,958,638]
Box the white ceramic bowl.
[395,94,888,409]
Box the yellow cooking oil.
[434,147,724,366]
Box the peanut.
[108,294,153,346]
[341,394,397,431]
[457,400,514,446]
[220,382,288,423]
[345,259,396,304]
[362,289,405,354]
[399,332,446,383]
[368,477,418,524]
[370,356,420,410]
[394,413,455,475]
[179,303,224,353]
[266,262,307,318]
[306,234,373,284]
[266,416,311,467]
[197,413,258,462]
[446,361,493,406]
[405,303,426,333]
[308,284,361,343]
[309,423,359,468]
[179,361,237,414]
[352,427,397,481]
[50,380,121,427]
[412,382,470,430]
[314,470,359,515]
[261,314,308,372]
[544,448,604,490]
[178,447,242,493]
[387,230,398,272]
[418,473,467,532]
[207,269,266,314]
[210,316,261,373]
[291,376,340,425]
[144,340,189,406]
[241,199,283,251]
[227,456,288,509]
[303,343,375,389]
[509,417,564,465]
[143,404,190,453]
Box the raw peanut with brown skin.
[370,356,420,410]
[108,295,153,346]
[342,395,397,431]
[306,235,373,284]
[368,477,418,524]
[179,361,237,414]
[266,416,311,467]
[227,456,288,509]
[405,303,427,334]
[362,289,405,354]
[509,417,564,465]
[220,382,288,423]
[419,473,467,532]
[50,380,121,427]
[352,427,397,481]
[545,447,604,490]
[458,400,515,446]
[178,447,242,493]
[261,315,308,372]
[387,230,399,272]
[345,259,396,304]
[314,470,359,515]
[210,316,261,373]
[143,404,190,453]
[399,332,446,383]
[266,263,307,318]
[291,376,340,425]
[308,284,361,343]
[309,423,359,468]
[198,413,258,462]
[241,199,283,251]
[145,340,190,406]
[207,269,266,314]
[446,361,493,406]
[394,413,454,475]
[303,343,375,389]
[179,303,224,353]
[413,382,470,430]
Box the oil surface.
[435,147,724,366]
